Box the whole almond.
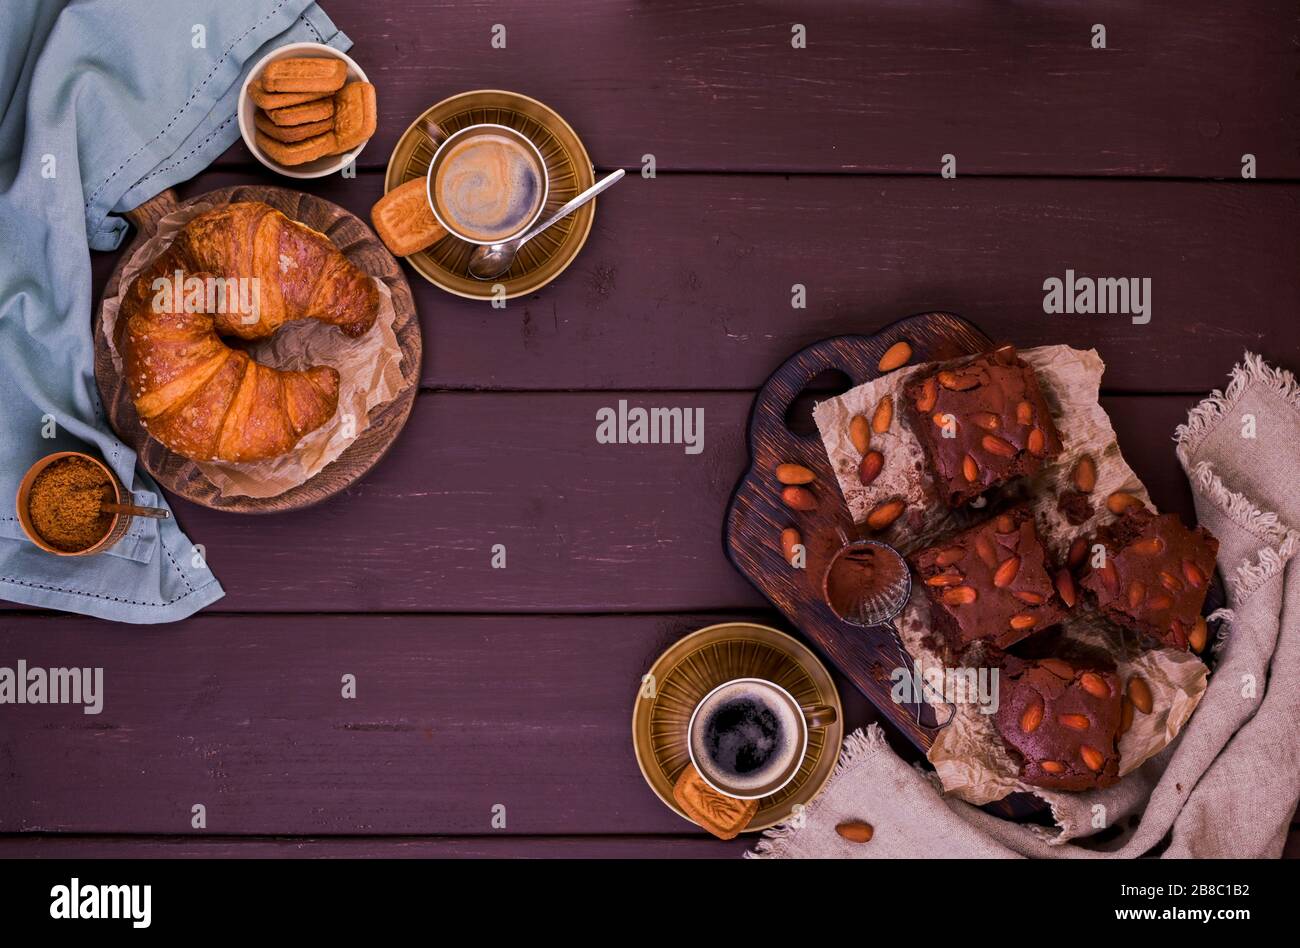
[1067,537,1088,568]
[1008,612,1037,631]
[1072,455,1097,493]
[914,377,939,413]
[1079,672,1110,698]
[776,462,815,485]
[1182,559,1207,588]
[981,434,1016,458]
[993,555,1021,588]
[935,545,966,567]
[835,820,874,843]
[1130,536,1166,556]
[866,498,905,530]
[1015,400,1034,425]
[995,513,1016,534]
[1039,658,1074,679]
[1079,745,1105,772]
[1098,560,1120,595]
[932,412,954,430]
[1058,713,1090,731]
[925,572,964,587]
[961,454,979,483]
[1159,570,1184,593]
[857,450,884,486]
[968,411,1000,431]
[1014,590,1045,605]
[1106,491,1143,514]
[937,369,978,391]
[1127,580,1146,610]
[1055,569,1077,607]
[974,534,998,568]
[877,341,912,372]
[1127,676,1153,715]
[1118,696,1134,735]
[849,414,870,454]
[942,585,978,606]
[781,486,816,511]
[1040,760,1066,774]
[871,395,893,434]
[1188,615,1208,653]
[1020,700,1043,733]
[1027,427,1046,456]
[780,527,802,565]
[1146,591,1173,611]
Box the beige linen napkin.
[750,352,1300,858]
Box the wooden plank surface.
[58,393,1194,615]
[0,613,885,836]
[213,0,1300,178]
[94,171,1300,393]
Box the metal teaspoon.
[468,169,626,280]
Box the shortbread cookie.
[329,81,377,154]
[254,110,334,143]
[370,177,446,256]
[255,130,335,166]
[261,57,347,94]
[268,98,335,127]
[672,763,757,840]
[247,79,326,111]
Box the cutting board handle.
[123,188,181,237]
[750,335,878,443]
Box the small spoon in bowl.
[468,169,626,281]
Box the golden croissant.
[117,202,379,462]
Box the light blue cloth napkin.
[0,0,350,622]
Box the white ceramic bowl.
[237,42,370,179]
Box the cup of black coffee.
[687,677,837,799]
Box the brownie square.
[903,345,1063,507]
[910,505,1067,655]
[993,657,1122,791]
[1079,506,1219,649]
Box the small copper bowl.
[15,451,131,556]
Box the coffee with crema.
[433,132,543,243]
[690,680,801,795]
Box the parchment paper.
[101,202,403,499]
[813,346,1209,807]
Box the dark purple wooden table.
[3,0,1298,859]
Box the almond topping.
[1182,559,1207,588]
[981,434,1016,458]
[914,377,938,413]
[1106,491,1143,514]
[1040,760,1066,774]
[1118,696,1134,736]
[1059,713,1090,731]
[1014,590,1045,605]
[1159,570,1184,593]
[857,450,884,486]
[775,462,815,485]
[962,453,979,483]
[995,513,1016,534]
[935,546,966,567]
[969,411,1000,431]
[1127,676,1153,714]
[877,341,912,372]
[1127,580,1146,610]
[937,369,978,390]
[941,585,978,606]
[974,534,998,569]
[849,414,870,454]
[1079,672,1110,698]
[865,499,905,530]
[1098,560,1120,595]
[1129,536,1166,556]
[1189,616,1208,653]
[932,412,954,430]
[1054,569,1077,608]
[871,395,893,434]
[993,556,1021,588]
[1008,612,1037,630]
[1146,591,1173,611]
[925,572,964,587]
[1015,400,1034,425]
[1067,537,1088,568]
[1020,700,1043,733]
[1080,745,1105,772]
[1072,455,1097,493]
[1027,427,1046,456]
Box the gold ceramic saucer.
[632,622,843,833]
[383,90,596,300]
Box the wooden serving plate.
[724,312,990,753]
[93,186,421,514]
